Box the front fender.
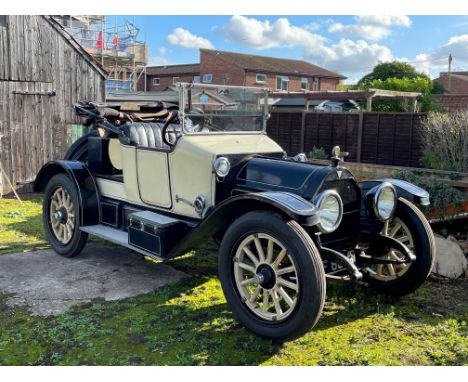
[168,192,319,258]
[34,160,100,226]
[359,179,430,207]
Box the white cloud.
[409,34,468,75]
[215,15,325,50]
[216,16,394,75]
[148,56,172,66]
[306,38,394,73]
[167,27,214,49]
[328,15,411,41]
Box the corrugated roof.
[146,63,200,76]
[201,49,346,79]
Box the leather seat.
[127,122,180,149]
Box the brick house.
[434,71,468,94]
[139,49,345,92]
[434,71,468,112]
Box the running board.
[80,225,164,261]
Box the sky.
[110,15,468,84]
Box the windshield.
[180,83,269,134]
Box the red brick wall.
[435,74,468,94]
[318,78,339,91]
[244,72,339,91]
[436,95,468,112]
[138,74,199,91]
[199,50,246,85]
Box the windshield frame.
[178,82,270,135]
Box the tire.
[43,174,88,257]
[364,198,436,297]
[218,211,326,341]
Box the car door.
[136,147,172,208]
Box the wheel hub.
[256,264,276,289]
[55,207,68,224]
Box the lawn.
[0,195,467,365]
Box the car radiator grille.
[318,179,360,212]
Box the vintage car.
[35,83,435,340]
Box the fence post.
[300,111,306,152]
[356,111,364,162]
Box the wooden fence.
[266,111,427,168]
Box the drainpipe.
[448,54,453,93]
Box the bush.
[395,170,465,215]
[420,111,468,172]
[308,146,327,160]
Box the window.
[193,75,200,83]
[256,73,267,83]
[0,15,6,27]
[152,78,160,86]
[301,77,308,90]
[312,77,320,91]
[276,76,289,92]
[203,74,213,83]
[173,77,180,85]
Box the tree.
[356,62,441,112]
[358,61,430,85]
[356,77,441,112]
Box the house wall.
[434,73,468,94]
[0,15,105,193]
[142,73,199,91]
[244,72,340,92]
[199,50,246,85]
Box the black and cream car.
[35,83,435,340]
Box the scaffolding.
[56,16,147,93]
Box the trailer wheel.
[218,211,326,341]
[43,174,88,257]
[364,198,435,297]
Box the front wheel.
[218,211,326,341]
[364,198,436,296]
[43,174,88,257]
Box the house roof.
[201,49,346,79]
[146,64,200,76]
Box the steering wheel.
[189,107,206,133]
[161,111,180,147]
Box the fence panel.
[266,111,427,168]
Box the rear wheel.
[218,211,326,341]
[364,198,435,296]
[43,174,88,257]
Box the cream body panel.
[120,145,143,204]
[108,138,123,170]
[136,149,172,208]
[169,133,283,218]
[96,178,127,200]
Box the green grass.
[0,195,467,365]
[0,195,47,254]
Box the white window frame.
[312,77,320,91]
[301,77,308,90]
[173,76,180,85]
[193,75,200,83]
[152,77,160,86]
[256,73,267,83]
[203,74,213,83]
[276,76,289,92]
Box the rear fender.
[34,160,100,226]
[168,192,319,258]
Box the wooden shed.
[0,15,106,194]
